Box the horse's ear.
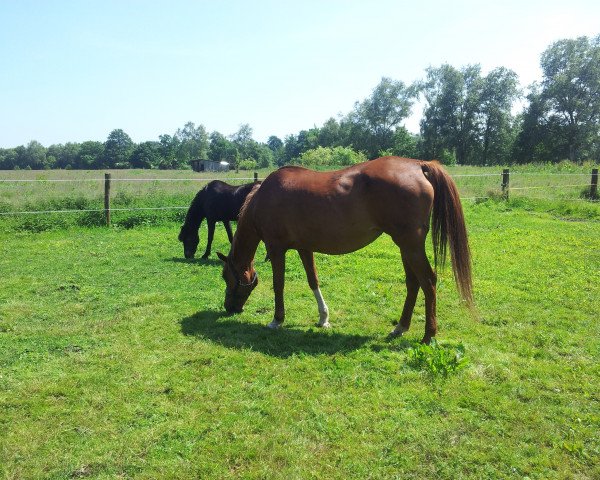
[217,252,228,263]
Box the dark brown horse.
[217,157,473,343]
[179,180,258,259]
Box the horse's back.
[251,158,434,253]
[202,180,253,221]
[258,157,432,207]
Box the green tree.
[103,129,134,168]
[78,141,104,169]
[267,135,284,166]
[230,124,254,168]
[20,140,48,169]
[419,64,483,164]
[246,142,274,168]
[267,135,283,152]
[479,67,520,165]
[513,86,560,163]
[317,118,345,147]
[208,131,238,165]
[130,141,162,169]
[48,143,81,169]
[388,127,419,158]
[175,121,209,166]
[282,134,302,164]
[158,134,180,169]
[350,77,416,157]
[539,35,600,161]
[0,148,18,169]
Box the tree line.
[1,35,598,170]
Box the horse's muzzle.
[224,303,243,314]
[224,293,244,314]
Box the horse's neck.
[231,218,260,270]
[233,184,252,210]
[184,191,205,230]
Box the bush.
[297,146,367,168]
[238,159,257,170]
[439,148,457,166]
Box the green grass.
[1,201,599,479]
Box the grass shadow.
[180,310,372,358]
[168,256,222,266]
[371,336,416,352]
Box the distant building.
[190,159,230,172]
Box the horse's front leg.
[267,247,286,329]
[201,219,216,259]
[298,249,330,328]
[224,221,233,243]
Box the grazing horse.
[178,180,258,259]
[217,157,473,344]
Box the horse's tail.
[422,161,473,307]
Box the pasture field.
[0,162,598,232]
[1,200,599,479]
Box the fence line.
[1,168,598,218]
[0,206,189,216]
[0,172,593,183]
[3,197,598,216]
[510,184,591,190]
[0,176,256,183]
[449,173,500,178]
[504,172,591,176]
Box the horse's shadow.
[180,310,373,358]
[168,257,222,266]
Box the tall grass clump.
[406,339,469,382]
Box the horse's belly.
[291,223,382,255]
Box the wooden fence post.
[501,168,510,200]
[591,168,598,200]
[104,173,111,226]
[254,171,258,183]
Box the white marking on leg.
[313,288,330,327]
[267,319,282,329]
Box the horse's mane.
[228,182,262,259]
[237,182,261,223]
[182,185,207,231]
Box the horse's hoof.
[317,321,331,328]
[389,325,408,338]
[266,320,282,329]
[201,254,209,259]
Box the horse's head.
[217,252,258,313]
[178,225,199,259]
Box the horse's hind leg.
[266,245,286,329]
[201,219,216,259]
[393,236,437,344]
[390,253,420,337]
[298,249,330,327]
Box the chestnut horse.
[217,157,473,343]
[178,180,258,259]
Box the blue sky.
[1,0,598,148]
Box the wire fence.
[0,169,598,219]
[0,177,257,183]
